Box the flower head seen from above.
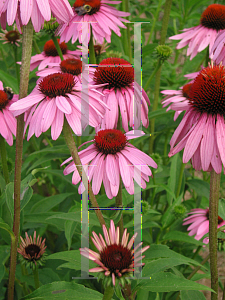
[58,0,130,46]
[9,72,109,140]
[168,62,225,173]
[80,220,150,286]
[17,231,47,269]
[183,208,225,244]
[62,129,157,199]
[0,26,20,46]
[0,81,17,146]
[0,0,73,33]
[169,4,225,60]
[92,57,150,131]
[28,39,81,71]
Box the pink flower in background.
[80,220,149,286]
[0,0,73,32]
[62,129,157,199]
[91,57,150,131]
[168,63,225,173]
[27,39,81,71]
[183,208,225,243]
[169,4,225,60]
[9,72,109,140]
[0,82,17,146]
[210,29,225,65]
[58,0,130,45]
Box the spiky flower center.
[188,65,225,115]
[182,82,192,98]
[60,58,82,76]
[93,58,134,89]
[5,30,20,42]
[100,244,133,273]
[25,244,41,259]
[0,90,9,109]
[44,39,67,57]
[206,209,224,224]
[39,73,75,98]
[73,0,101,15]
[200,4,225,30]
[94,129,127,155]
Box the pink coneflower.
[183,208,225,244]
[91,57,150,131]
[168,62,225,173]
[0,26,21,46]
[58,0,130,45]
[210,29,225,65]
[0,0,73,33]
[80,220,149,286]
[161,82,193,121]
[9,73,108,140]
[62,129,157,199]
[17,231,47,269]
[0,82,17,146]
[169,4,225,60]
[27,39,81,71]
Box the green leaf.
[186,179,210,198]
[161,231,204,246]
[47,212,100,226]
[148,109,173,120]
[218,199,225,220]
[0,70,19,94]
[0,245,10,265]
[0,218,15,241]
[167,153,182,204]
[0,264,5,283]
[65,206,78,250]
[5,182,14,219]
[137,272,213,292]
[22,282,103,300]
[180,290,207,300]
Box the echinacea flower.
[58,0,130,46]
[17,231,47,269]
[62,129,157,199]
[9,72,109,140]
[0,82,17,146]
[168,62,225,173]
[0,26,20,46]
[183,208,225,244]
[210,29,225,65]
[169,4,225,60]
[80,220,149,286]
[27,39,81,71]
[0,0,73,33]
[91,57,150,131]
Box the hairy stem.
[33,267,40,289]
[89,29,96,65]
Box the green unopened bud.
[173,205,186,219]
[156,45,172,62]
[134,200,150,215]
[150,153,162,167]
[43,18,59,35]
[106,50,122,58]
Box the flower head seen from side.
[9,72,108,140]
[58,0,130,46]
[0,26,20,46]
[168,62,225,174]
[169,4,225,60]
[92,57,150,131]
[210,29,225,65]
[80,220,150,286]
[0,0,73,33]
[0,81,17,146]
[17,231,47,269]
[183,208,225,244]
[28,39,81,71]
[62,129,157,199]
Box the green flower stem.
[33,39,41,54]
[8,20,34,300]
[176,163,185,198]
[12,44,20,88]
[63,118,106,227]
[51,35,64,61]
[89,29,96,65]
[209,170,221,300]
[144,60,162,91]
[147,0,163,44]
[121,0,132,63]
[149,0,173,154]
[33,267,40,289]
[0,135,10,184]
[103,286,114,300]
[115,179,124,241]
